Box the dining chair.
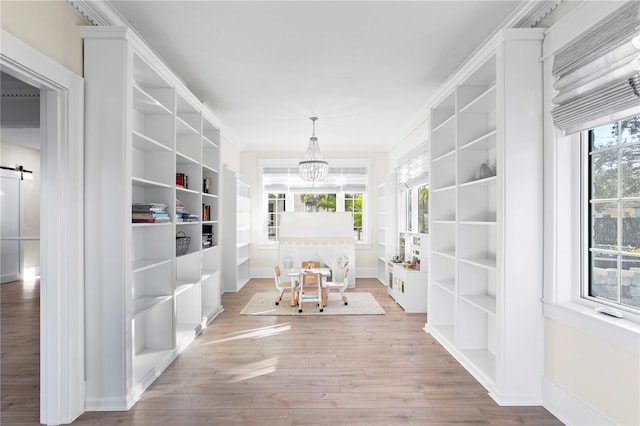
[273,265,296,306]
[323,265,349,306]
[297,261,323,313]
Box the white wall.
[239,150,387,278]
[0,141,41,271]
[541,2,640,425]
[0,0,87,75]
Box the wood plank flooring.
[2,278,563,425]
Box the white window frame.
[580,119,640,315]
[258,158,371,248]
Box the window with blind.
[261,161,370,244]
[550,1,640,315]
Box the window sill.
[542,299,640,354]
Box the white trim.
[1,30,85,425]
[542,376,616,426]
[542,300,640,355]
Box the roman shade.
[550,1,640,134]
[398,142,429,189]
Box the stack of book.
[132,203,170,223]
[176,199,200,223]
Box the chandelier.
[298,117,328,182]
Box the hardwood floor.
[2,278,563,425]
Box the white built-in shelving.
[222,165,251,292]
[376,171,397,285]
[82,26,222,411]
[426,28,545,405]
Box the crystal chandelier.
[298,117,328,182]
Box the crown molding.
[65,0,127,26]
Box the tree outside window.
[418,184,429,234]
[345,193,363,241]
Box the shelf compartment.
[460,294,496,315]
[432,151,456,190]
[132,130,172,153]
[175,282,201,349]
[175,133,200,162]
[457,223,496,269]
[431,221,455,255]
[428,285,456,335]
[132,224,173,265]
[132,258,172,273]
[132,82,172,115]
[458,183,496,224]
[458,84,496,114]
[131,298,174,384]
[457,298,496,381]
[203,141,220,172]
[458,111,497,148]
[431,91,456,130]
[432,188,456,222]
[431,115,456,160]
[132,145,174,187]
[433,279,455,295]
[132,259,172,316]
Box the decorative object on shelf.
[474,163,494,180]
[176,231,191,256]
[203,177,211,193]
[298,117,328,182]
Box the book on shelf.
[132,217,171,223]
[176,173,189,189]
[132,202,167,213]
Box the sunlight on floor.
[224,357,280,383]
[205,323,291,345]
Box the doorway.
[1,31,84,424]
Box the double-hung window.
[585,116,640,311]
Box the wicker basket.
[176,231,191,256]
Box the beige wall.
[0,141,41,270]
[240,150,387,276]
[545,319,640,425]
[1,0,88,75]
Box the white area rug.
[240,292,385,316]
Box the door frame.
[1,30,85,424]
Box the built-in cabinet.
[222,165,251,292]
[82,26,222,410]
[427,29,545,405]
[376,171,397,284]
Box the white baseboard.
[542,377,615,426]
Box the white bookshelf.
[426,28,545,405]
[82,26,222,411]
[223,165,251,292]
[376,171,397,285]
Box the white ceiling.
[108,1,528,153]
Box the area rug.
[240,292,385,316]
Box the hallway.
[2,278,562,425]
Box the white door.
[1,169,23,283]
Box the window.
[261,160,370,245]
[585,115,640,311]
[267,193,286,241]
[345,193,363,241]
[418,184,429,234]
